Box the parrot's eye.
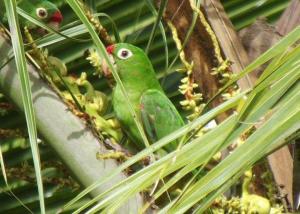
[36,8,48,19]
[117,48,133,59]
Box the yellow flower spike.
[241,169,271,214]
[221,94,232,100]
[87,49,103,76]
[179,88,188,95]
[222,73,231,78]
[189,0,223,64]
[192,83,199,88]
[167,19,204,121]
[179,90,186,95]
[47,56,68,77]
[167,21,190,69]
[82,72,87,79]
[184,105,192,110]
[180,100,190,106]
[219,79,228,85]
[189,100,196,108]
[193,93,203,101]
[75,72,87,85]
[270,205,284,214]
[176,68,187,73]
[24,27,52,79]
[179,84,188,90]
[211,70,219,76]
[181,77,189,83]
[179,90,187,95]
[87,49,101,66]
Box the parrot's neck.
[114,59,163,107]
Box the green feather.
[140,89,184,151]
[111,43,184,151]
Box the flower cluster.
[189,0,241,101]
[24,28,121,143]
[86,49,103,77]
[167,21,204,121]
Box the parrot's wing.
[140,89,184,151]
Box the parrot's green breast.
[113,85,144,147]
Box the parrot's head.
[31,1,63,30]
[103,43,153,79]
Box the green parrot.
[1,0,63,30]
[104,43,185,152]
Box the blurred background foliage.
[0,0,295,213]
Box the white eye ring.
[36,7,48,19]
[117,48,133,59]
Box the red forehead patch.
[106,45,115,54]
[50,11,63,23]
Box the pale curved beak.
[48,21,60,31]
[101,55,115,77]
